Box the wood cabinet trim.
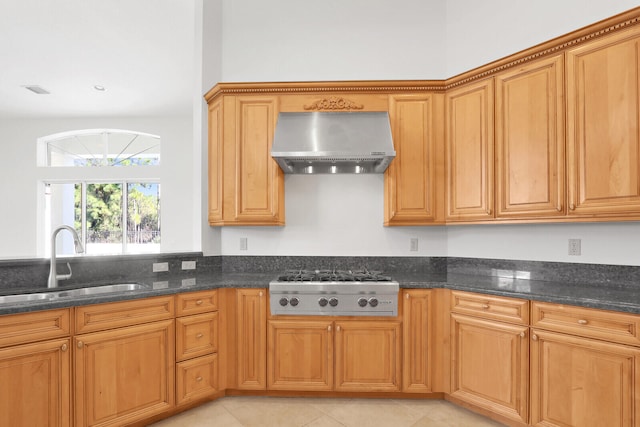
[0,308,71,348]
[75,296,174,334]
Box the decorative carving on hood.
[304,97,364,111]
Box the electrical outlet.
[181,260,196,270]
[240,237,248,251]
[181,278,196,287]
[152,281,169,289]
[568,238,581,256]
[410,237,419,252]
[152,262,169,272]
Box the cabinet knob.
[482,304,490,309]
[519,331,526,338]
[77,341,84,349]
[569,203,575,211]
[327,325,331,332]
[556,205,562,212]
[336,325,341,332]
[61,343,68,352]
[259,291,264,297]
[196,376,203,382]
[577,319,588,325]
[195,299,203,305]
[487,208,492,215]
[532,334,538,341]
[405,293,410,299]
[196,333,204,339]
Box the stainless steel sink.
[0,292,54,304]
[56,283,145,297]
[0,283,147,305]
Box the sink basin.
[56,283,145,297]
[0,293,54,304]
[0,283,148,305]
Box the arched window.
[38,129,161,256]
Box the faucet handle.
[56,262,73,281]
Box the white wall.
[0,117,194,259]
[210,0,640,264]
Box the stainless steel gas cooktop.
[269,269,399,316]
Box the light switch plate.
[152,262,169,272]
[181,260,196,270]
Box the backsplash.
[1,253,639,291]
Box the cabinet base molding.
[445,394,529,427]
[125,392,225,427]
[225,389,445,400]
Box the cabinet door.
[0,338,70,427]
[446,78,495,221]
[450,313,528,424]
[236,289,267,390]
[402,290,432,393]
[208,98,224,224]
[385,94,443,225]
[495,54,565,218]
[334,320,401,392]
[567,28,640,216]
[234,96,284,225]
[74,320,174,427]
[267,320,333,391]
[530,329,640,427]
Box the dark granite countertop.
[0,270,639,316]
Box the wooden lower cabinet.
[267,320,333,390]
[0,338,71,427]
[236,288,267,390]
[450,313,529,424]
[530,328,640,427]
[267,319,401,392]
[403,289,433,393]
[74,319,175,427]
[176,353,219,405]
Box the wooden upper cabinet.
[495,54,565,218]
[446,78,495,221]
[567,27,640,217]
[207,95,284,226]
[235,97,284,224]
[385,94,444,225]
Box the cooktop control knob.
[368,298,379,307]
[357,298,368,307]
[279,297,289,307]
[318,297,328,307]
[289,297,299,307]
[329,297,339,307]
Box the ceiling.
[0,0,195,119]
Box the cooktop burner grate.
[276,268,392,282]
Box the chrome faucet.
[48,225,85,288]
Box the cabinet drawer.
[450,291,529,325]
[176,312,218,361]
[176,290,218,316]
[75,296,174,334]
[0,308,71,348]
[531,301,640,346]
[176,354,218,405]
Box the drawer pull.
[196,376,203,382]
[77,341,84,349]
[195,299,203,305]
[532,334,538,341]
[577,319,588,325]
[482,304,490,309]
[196,333,204,339]
[61,343,68,352]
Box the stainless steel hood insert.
[271,111,396,174]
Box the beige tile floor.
[150,396,507,427]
